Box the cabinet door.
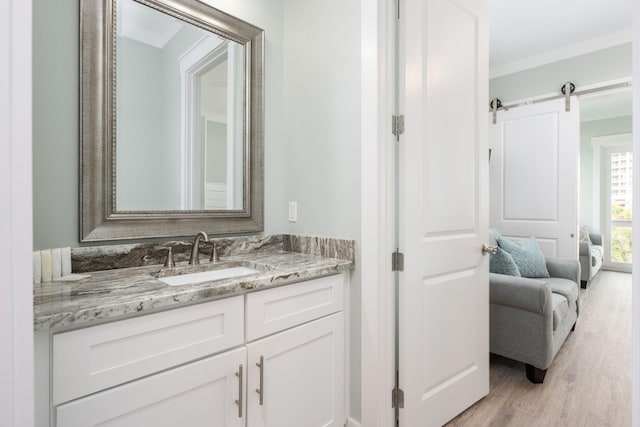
[247,313,344,427]
[56,347,246,427]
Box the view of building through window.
[610,151,633,263]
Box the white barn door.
[489,98,580,259]
[398,0,489,425]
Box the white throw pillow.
[579,226,592,244]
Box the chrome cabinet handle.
[482,244,498,255]
[256,355,264,405]
[234,364,243,418]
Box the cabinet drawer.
[56,347,246,427]
[246,274,344,341]
[53,296,244,405]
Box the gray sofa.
[579,232,603,289]
[489,230,581,383]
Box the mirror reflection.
[116,0,245,211]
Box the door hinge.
[392,250,404,272]
[392,386,405,409]
[392,115,405,140]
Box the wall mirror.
[80,0,264,241]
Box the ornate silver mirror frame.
[80,0,264,241]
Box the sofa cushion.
[497,236,550,278]
[544,277,579,305]
[490,247,521,276]
[551,293,569,331]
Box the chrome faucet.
[189,231,209,265]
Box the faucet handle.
[210,243,221,263]
[163,247,176,268]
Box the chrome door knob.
[482,244,497,255]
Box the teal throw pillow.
[489,247,521,276]
[496,236,550,278]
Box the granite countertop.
[34,250,352,331]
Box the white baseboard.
[346,418,362,427]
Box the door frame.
[1,0,34,425]
[594,136,633,272]
[360,0,396,425]
[632,3,640,424]
[179,37,227,209]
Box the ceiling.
[120,0,183,49]
[489,0,633,78]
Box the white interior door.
[398,0,489,425]
[489,98,580,259]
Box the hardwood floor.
[447,270,632,427]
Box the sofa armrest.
[590,233,602,246]
[545,258,581,284]
[490,273,551,314]
[579,241,591,256]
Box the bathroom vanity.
[33,0,355,424]
[34,237,353,427]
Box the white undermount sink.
[158,266,261,286]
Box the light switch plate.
[288,202,297,222]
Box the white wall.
[1,0,34,425]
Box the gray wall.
[33,0,79,250]
[490,44,632,103]
[580,116,633,232]
[206,121,227,183]
[282,0,362,419]
[116,37,168,210]
[202,0,287,237]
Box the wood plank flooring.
[447,270,632,427]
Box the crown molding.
[490,28,632,79]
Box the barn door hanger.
[490,98,502,124]
[561,81,575,112]
[491,80,576,124]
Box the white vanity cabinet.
[40,273,347,427]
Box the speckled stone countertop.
[34,235,354,331]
